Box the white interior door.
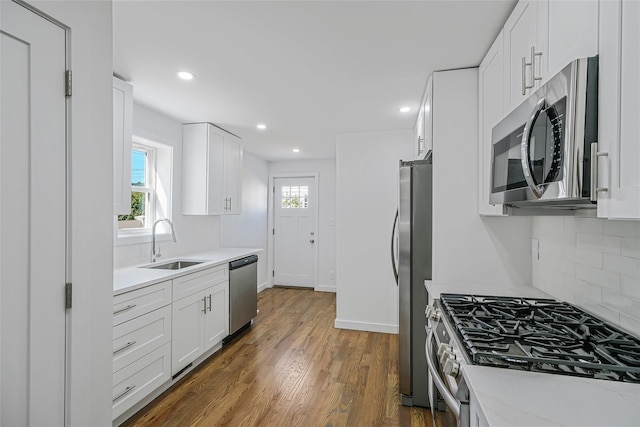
[1,1,67,424]
[273,177,316,287]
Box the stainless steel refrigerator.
[392,156,432,407]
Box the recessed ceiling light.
[292,148,300,153]
[257,123,267,130]
[177,71,195,80]
[398,106,411,113]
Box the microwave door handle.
[425,328,461,419]
[521,97,546,199]
[391,209,399,285]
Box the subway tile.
[619,312,640,338]
[575,265,620,290]
[565,217,604,234]
[566,246,603,268]
[604,220,640,238]
[620,275,640,299]
[621,237,640,259]
[602,288,640,313]
[603,253,640,278]
[532,217,566,240]
[574,280,603,305]
[577,233,621,255]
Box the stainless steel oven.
[490,56,598,209]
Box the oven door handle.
[425,327,461,419]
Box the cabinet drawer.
[112,343,171,420]
[113,281,171,326]
[173,265,228,301]
[113,305,171,373]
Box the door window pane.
[281,185,309,209]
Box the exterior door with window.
[273,177,316,287]
[1,1,67,424]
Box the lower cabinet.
[172,281,229,375]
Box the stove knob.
[443,358,460,378]
[439,349,454,366]
[428,308,440,322]
[437,343,452,358]
[425,306,433,319]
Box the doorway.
[1,1,68,424]
[270,175,318,288]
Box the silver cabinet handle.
[522,56,531,95]
[531,45,543,83]
[228,198,231,211]
[113,341,136,355]
[202,296,207,314]
[207,294,212,312]
[425,328,461,419]
[113,304,136,315]
[590,142,609,201]
[113,385,136,402]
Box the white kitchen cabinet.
[597,0,640,219]
[422,76,433,157]
[112,280,172,420]
[182,122,243,215]
[503,0,546,111]
[478,30,507,216]
[171,266,229,375]
[113,76,133,215]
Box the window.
[117,136,173,239]
[281,185,308,208]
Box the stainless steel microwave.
[489,56,598,209]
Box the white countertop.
[462,365,640,427]
[113,247,262,295]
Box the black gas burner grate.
[439,293,640,383]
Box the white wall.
[269,159,336,292]
[335,130,413,333]
[220,152,269,290]
[114,104,222,268]
[431,68,532,287]
[28,1,113,424]
[533,216,640,337]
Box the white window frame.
[115,135,173,245]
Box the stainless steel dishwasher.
[225,254,258,343]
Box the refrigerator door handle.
[391,209,399,285]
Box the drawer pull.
[113,341,136,355]
[113,304,137,315]
[113,385,136,402]
[207,294,212,311]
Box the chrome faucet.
[151,218,177,262]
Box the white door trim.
[267,173,319,291]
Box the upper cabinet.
[597,0,640,219]
[113,76,133,215]
[478,31,507,216]
[414,76,432,159]
[503,0,598,112]
[503,0,546,111]
[182,123,243,215]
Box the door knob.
[310,239,315,244]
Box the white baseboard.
[334,319,398,334]
[258,281,271,293]
[314,284,336,293]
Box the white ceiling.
[113,0,516,161]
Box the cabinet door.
[503,0,545,111]
[423,76,433,155]
[223,135,243,214]
[206,125,226,214]
[113,76,133,215]
[545,0,598,78]
[414,101,425,159]
[171,291,206,374]
[478,31,507,216]
[597,0,640,218]
[203,282,229,351]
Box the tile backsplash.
[532,216,640,337]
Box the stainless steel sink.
[142,260,205,270]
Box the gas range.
[437,293,640,383]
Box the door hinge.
[272,270,275,277]
[65,70,72,97]
[65,282,72,309]
[272,228,275,235]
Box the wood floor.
[122,287,452,427]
